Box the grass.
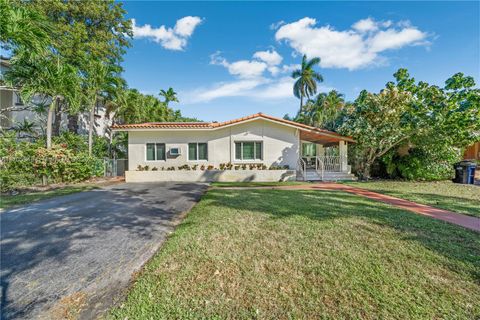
[211,181,308,188]
[0,185,97,209]
[345,180,480,218]
[109,189,480,319]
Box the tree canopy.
[339,69,480,179]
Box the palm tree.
[322,90,345,130]
[6,50,80,149]
[84,60,121,156]
[296,90,346,130]
[292,55,323,114]
[159,87,179,107]
[0,0,51,53]
[13,119,36,138]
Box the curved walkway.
[216,183,480,232]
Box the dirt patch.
[48,292,87,320]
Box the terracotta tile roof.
[112,122,212,129]
[112,113,354,142]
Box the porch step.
[297,171,357,181]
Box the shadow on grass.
[192,189,480,282]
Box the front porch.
[297,130,355,181]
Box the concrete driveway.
[0,182,208,319]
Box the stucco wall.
[125,169,297,182]
[127,119,299,171]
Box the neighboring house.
[464,141,480,161]
[0,56,112,137]
[0,57,37,129]
[112,113,356,182]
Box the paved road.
[0,182,208,319]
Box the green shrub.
[382,144,462,181]
[0,136,104,191]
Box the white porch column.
[316,144,325,157]
[339,141,348,173]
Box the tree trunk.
[52,98,62,136]
[108,130,113,158]
[44,99,57,186]
[88,98,96,156]
[46,99,55,149]
[361,162,372,181]
[67,114,79,134]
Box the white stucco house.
[112,113,356,182]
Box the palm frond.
[306,57,321,69]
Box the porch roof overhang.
[300,129,353,146]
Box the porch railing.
[297,157,306,180]
[321,156,342,172]
[299,156,344,173]
[315,156,324,180]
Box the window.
[146,143,166,161]
[15,94,23,106]
[188,143,208,161]
[235,142,262,161]
[302,143,316,157]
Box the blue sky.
[122,1,479,122]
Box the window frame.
[187,142,208,162]
[234,141,263,162]
[145,143,166,162]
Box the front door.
[301,142,316,167]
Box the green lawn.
[109,189,480,319]
[345,180,480,218]
[211,181,307,188]
[0,185,97,209]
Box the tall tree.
[83,60,121,155]
[6,51,81,149]
[340,69,480,179]
[340,88,415,179]
[292,55,323,114]
[27,0,132,133]
[159,87,179,107]
[295,90,345,130]
[0,0,51,53]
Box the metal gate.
[104,159,128,177]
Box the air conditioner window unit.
[170,147,181,155]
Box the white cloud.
[196,50,311,103]
[281,64,301,73]
[211,50,287,78]
[132,16,203,50]
[369,28,427,53]
[228,60,268,78]
[252,77,295,99]
[270,20,285,30]
[174,16,203,37]
[186,76,333,103]
[275,17,429,70]
[352,18,378,33]
[210,52,268,78]
[253,49,283,65]
[192,79,266,102]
